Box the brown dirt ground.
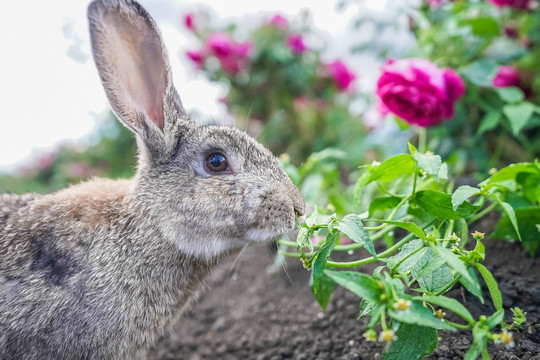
[149,219,540,360]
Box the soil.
[149,218,540,360]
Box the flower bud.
[363,329,377,342]
[472,231,485,241]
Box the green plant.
[345,0,540,172]
[279,145,539,358]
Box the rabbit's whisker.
[278,249,294,287]
[227,241,252,280]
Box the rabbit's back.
[1,193,41,228]
[0,179,142,359]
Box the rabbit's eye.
[205,153,229,173]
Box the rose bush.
[376,58,465,127]
[486,0,533,9]
[341,0,540,170]
[493,65,522,88]
[183,12,363,164]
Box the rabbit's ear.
[88,0,187,160]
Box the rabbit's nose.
[283,173,305,217]
[294,198,305,217]
[289,185,305,217]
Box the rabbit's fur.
[0,0,305,359]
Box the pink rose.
[327,60,356,91]
[184,13,195,31]
[207,32,235,58]
[493,65,521,88]
[234,42,252,58]
[287,34,307,54]
[376,58,465,127]
[186,50,204,67]
[426,0,442,7]
[486,0,532,9]
[269,15,288,29]
[503,26,518,38]
[206,32,252,74]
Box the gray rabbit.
[0,0,305,359]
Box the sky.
[0,0,400,173]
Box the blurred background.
[0,0,538,194]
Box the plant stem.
[444,220,454,240]
[326,220,434,268]
[380,309,388,331]
[467,200,497,226]
[418,126,427,153]
[412,162,418,198]
[277,251,311,258]
[386,196,410,222]
[390,245,424,276]
[444,320,472,330]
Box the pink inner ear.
[108,11,166,130]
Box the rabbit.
[0,0,305,359]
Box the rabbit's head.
[88,0,305,258]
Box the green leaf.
[438,163,449,181]
[492,206,540,256]
[503,102,535,135]
[358,298,375,319]
[415,294,474,324]
[474,239,485,256]
[296,227,312,251]
[517,172,540,205]
[324,270,381,303]
[477,111,501,135]
[460,267,484,304]
[312,272,335,311]
[436,247,474,284]
[460,60,498,87]
[312,231,339,294]
[415,152,442,182]
[412,249,454,294]
[452,186,481,211]
[493,195,522,241]
[374,220,427,240]
[486,162,539,186]
[383,323,438,360]
[367,154,415,184]
[336,215,376,257]
[367,303,385,328]
[476,263,503,311]
[460,17,500,37]
[487,309,505,329]
[496,87,525,103]
[305,207,318,228]
[465,322,489,360]
[413,256,447,281]
[470,239,485,262]
[386,239,426,273]
[396,248,429,275]
[388,301,456,331]
[353,172,370,207]
[369,196,402,216]
[414,190,481,220]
